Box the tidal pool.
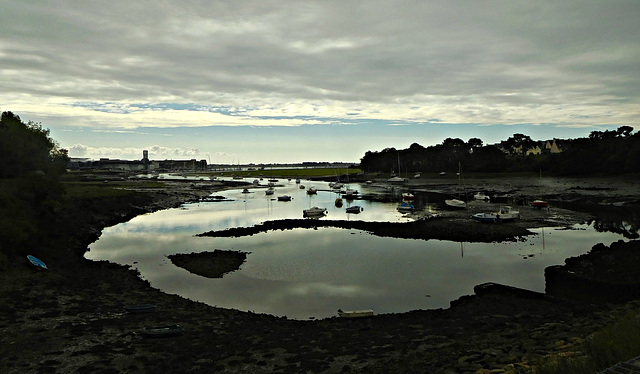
[87,179,627,319]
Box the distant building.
[526,146,542,156]
[67,150,207,172]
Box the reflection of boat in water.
[277,195,292,201]
[303,206,327,218]
[346,205,363,214]
[397,202,414,213]
[445,199,466,209]
[472,206,520,223]
[338,309,374,318]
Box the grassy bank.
[534,311,640,373]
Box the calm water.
[86,178,627,319]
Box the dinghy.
[27,255,47,270]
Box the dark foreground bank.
[1,175,639,373]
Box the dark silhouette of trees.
[0,111,69,257]
[360,127,638,175]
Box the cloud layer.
[1,1,638,161]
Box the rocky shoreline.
[1,174,639,373]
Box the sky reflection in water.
[87,179,626,319]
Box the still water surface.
[87,178,627,319]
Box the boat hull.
[338,309,374,318]
[27,255,47,270]
[445,199,466,209]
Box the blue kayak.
[27,255,48,270]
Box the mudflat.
[1,174,639,373]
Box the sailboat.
[388,153,408,183]
[445,162,466,209]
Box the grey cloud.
[1,0,639,126]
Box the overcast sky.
[2,1,639,163]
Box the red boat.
[530,200,548,208]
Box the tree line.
[359,126,640,175]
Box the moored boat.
[472,206,520,223]
[397,202,414,213]
[530,200,548,208]
[303,206,327,218]
[473,192,490,201]
[140,324,185,338]
[277,195,292,201]
[338,309,374,318]
[27,255,47,270]
[445,199,466,209]
[307,187,317,195]
[346,205,363,214]
[402,192,414,200]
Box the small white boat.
[445,199,466,209]
[473,192,490,201]
[346,205,363,214]
[338,309,374,318]
[303,206,327,218]
[387,177,407,183]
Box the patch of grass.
[533,312,640,374]
[61,180,168,199]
